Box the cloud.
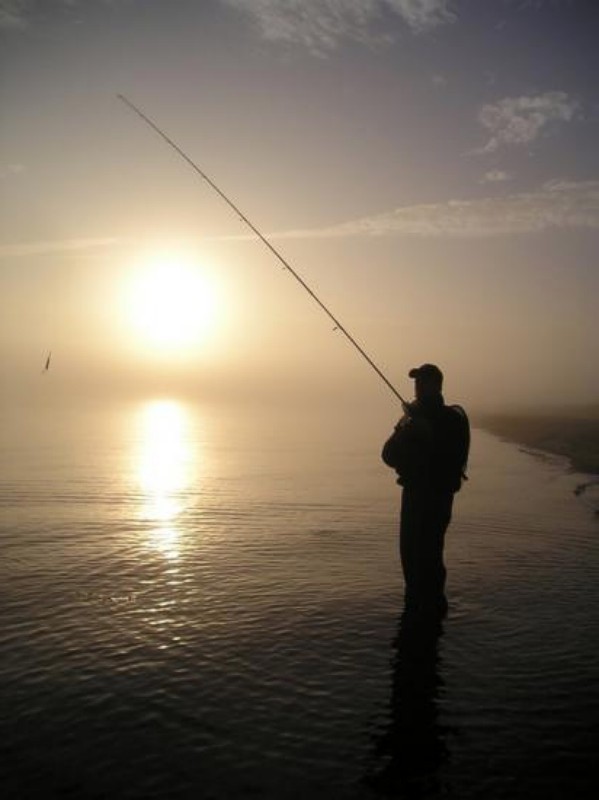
[481,169,512,183]
[310,180,599,237]
[0,162,25,178]
[220,180,599,241]
[0,237,120,258]
[0,0,28,29]
[222,0,456,52]
[0,1,124,30]
[477,91,579,153]
[387,0,456,31]
[1,0,456,41]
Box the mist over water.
[1,400,597,799]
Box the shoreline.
[476,413,599,477]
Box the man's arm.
[381,421,404,468]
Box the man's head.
[408,363,443,401]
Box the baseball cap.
[408,363,443,383]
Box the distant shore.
[477,412,599,476]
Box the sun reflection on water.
[135,399,196,560]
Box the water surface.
[1,400,597,798]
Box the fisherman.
[382,364,469,616]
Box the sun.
[124,250,219,355]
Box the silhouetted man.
[382,364,469,615]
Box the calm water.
[1,399,597,799]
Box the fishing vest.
[382,401,470,492]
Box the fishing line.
[117,94,408,408]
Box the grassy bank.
[477,411,599,475]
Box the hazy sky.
[1,0,598,412]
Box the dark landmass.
[476,407,599,476]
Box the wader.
[399,485,454,612]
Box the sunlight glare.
[135,399,196,560]
[125,250,219,355]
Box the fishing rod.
[117,94,409,410]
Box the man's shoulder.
[442,403,469,423]
[435,404,470,443]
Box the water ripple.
[1,413,598,798]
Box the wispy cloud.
[0,162,25,178]
[221,180,599,240]
[1,0,456,40]
[388,0,456,32]
[3,184,597,255]
[0,237,120,258]
[476,91,579,154]
[222,0,456,53]
[0,0,123,30]
[0,0,28,29]
[481,169,512,183]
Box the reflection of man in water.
[382,364,468,615]
[365,611,448,796]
